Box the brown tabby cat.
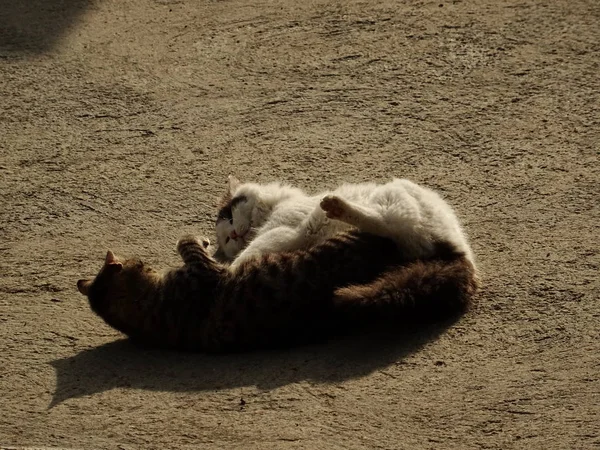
[77,232,478,352]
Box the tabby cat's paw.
[200,237,211,249]
[176,235,210,253]
[320,195,349,220]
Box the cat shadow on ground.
[0,0,96,54]
[49,316,462,408]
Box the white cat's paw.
[228,249,263,274]
[228,260,243,274]
[320,195,349,220]
[228,257,249,274]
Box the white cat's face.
[215,176,259,260]
[215,197,254,259]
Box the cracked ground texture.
[0,0,598,449]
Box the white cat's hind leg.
[321,194,428,259]
[320,195,388,236]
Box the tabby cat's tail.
[333,250,479,323]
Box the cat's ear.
[105,250,117,264]
[105,250,123,272]
[228,175,241,195]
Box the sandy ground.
[1,0,598,448]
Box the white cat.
[214,176,475,272]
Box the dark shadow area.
[0,0,96,54]
[50,316,462,408]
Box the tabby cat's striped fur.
[77,232,478,352]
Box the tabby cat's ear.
[104,250,123,272]
[105,250,117,264]
[228,175,241,195]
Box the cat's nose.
[230,230,238,239]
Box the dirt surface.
[1,0,598,448]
